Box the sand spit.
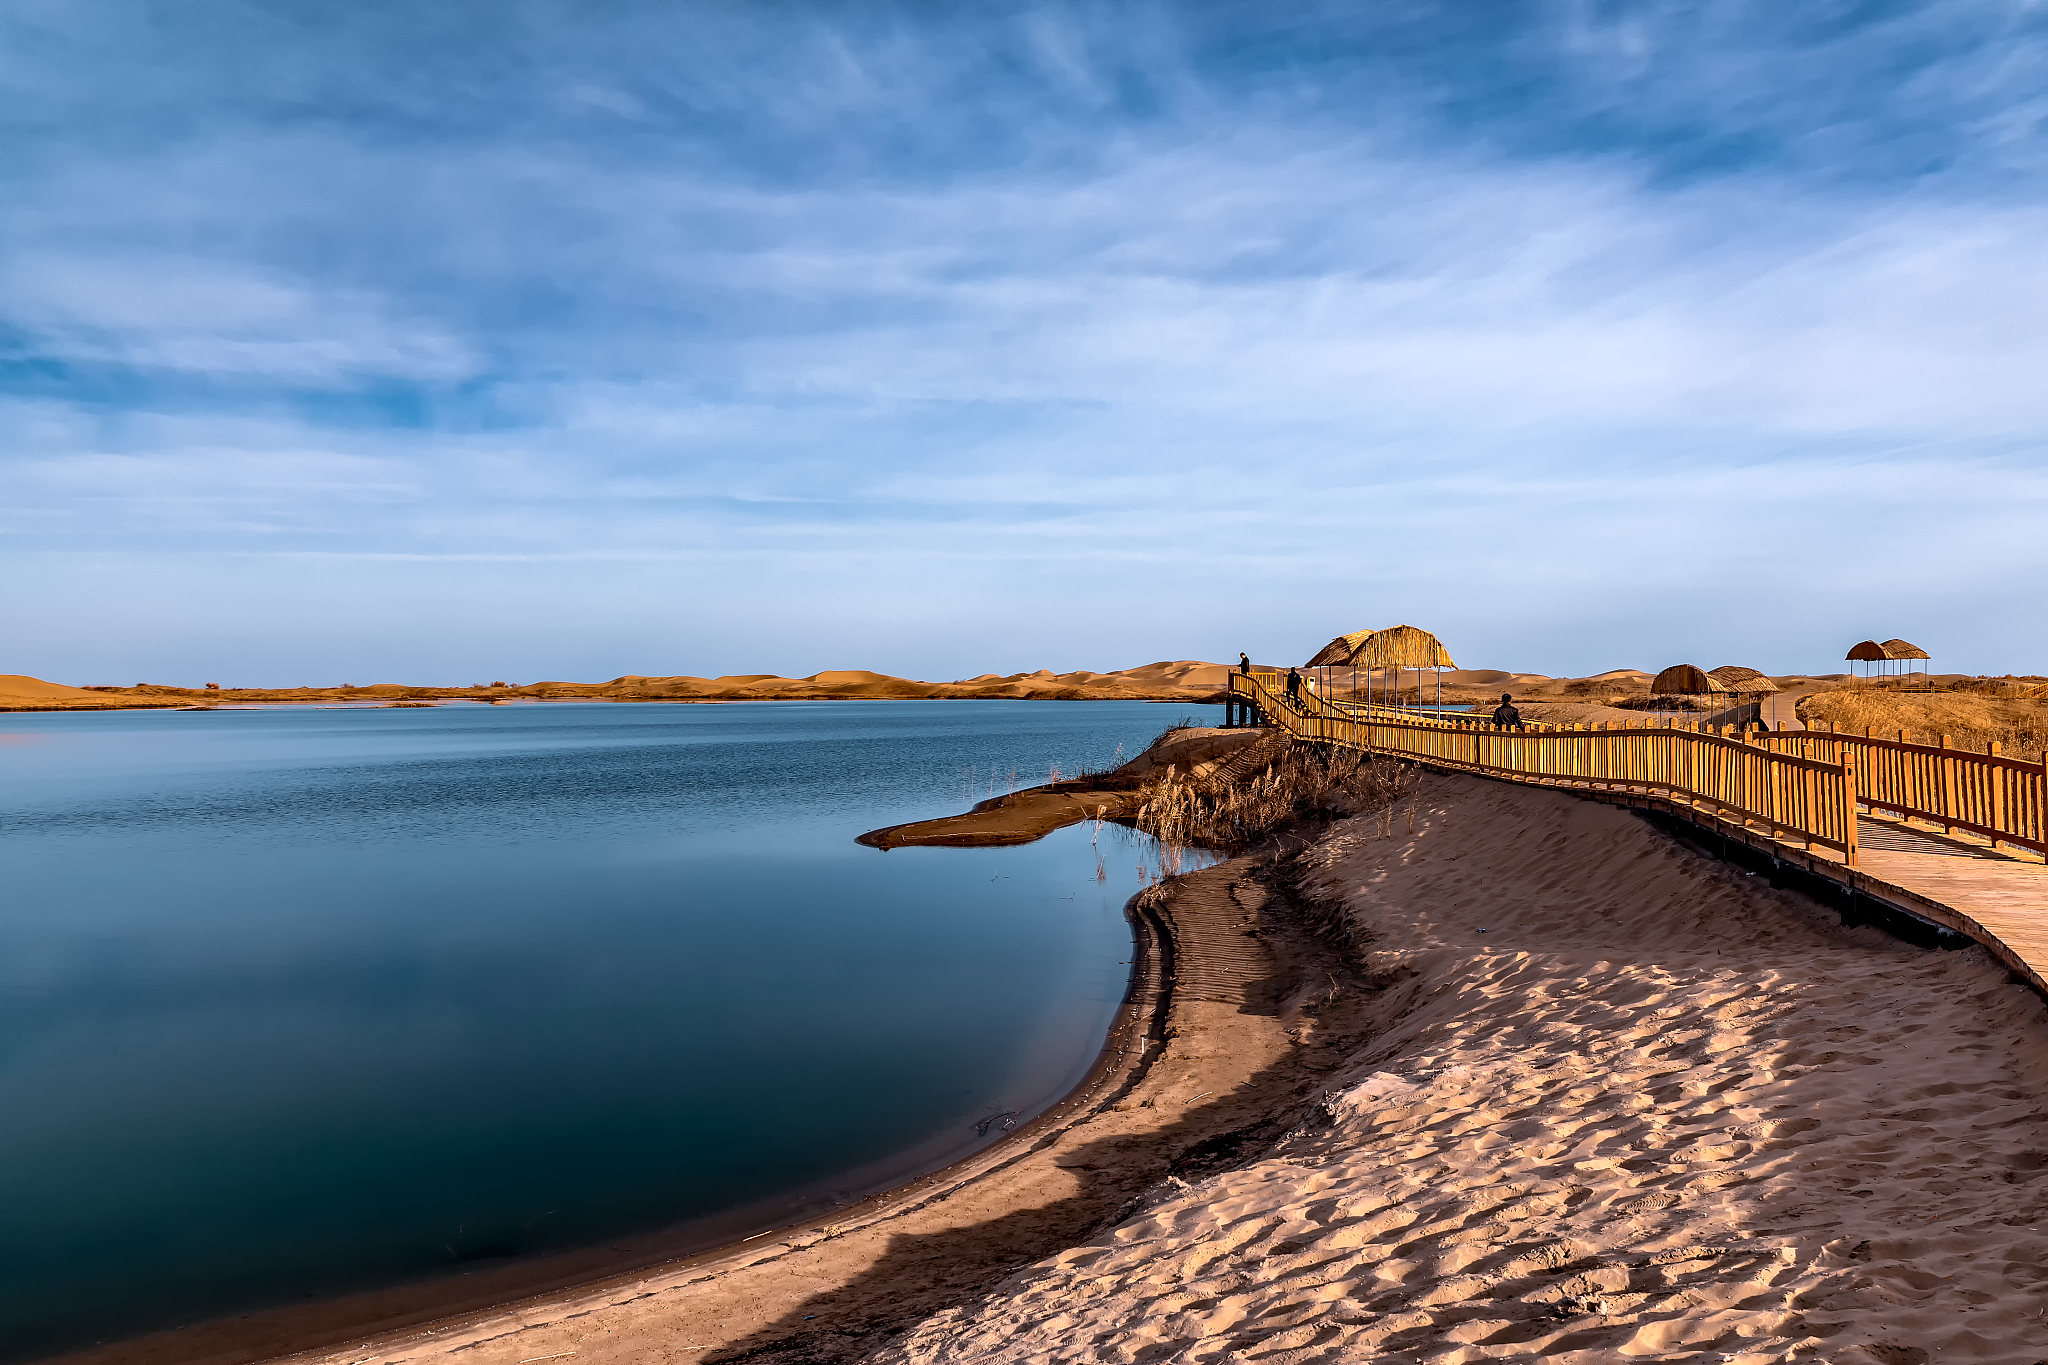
[880,773,2048,1364]
[859,727,1265,848]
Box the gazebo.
[1651,664,1735,704]
[1845,638,1931,679]
[1707,665,1781,697]
[1880,639,1931,681]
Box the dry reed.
[1800,684,2048,761]
[1131,732,1415,856]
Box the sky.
[4,0,2046,685]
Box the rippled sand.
[880,773,2048,1364]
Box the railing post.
[1990,741,2007,852]
[1842,755,1859,868]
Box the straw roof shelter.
[1707,665,1781,696]
[1846,638,1930,678]
[1355,624,1457,670]
[1305,630,1374,668]
[1302,625,1457,707]
[1651,664,1734,696]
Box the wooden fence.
[1232,671,1862,865]
[1755,727,2046,856]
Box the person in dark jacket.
[1239,652,1250,674]
[1286,668,1302,704]
[1492,692,1523,729]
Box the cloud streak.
[3,1,2044,681]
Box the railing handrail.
[1760,724,2045,774]
[1229,671,1863,864]
[1228,671,2045,859]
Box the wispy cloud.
[4,1,2045,680]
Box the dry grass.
[1800,684,2048,761]
[1132,732,1415,856]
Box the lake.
[0,698,1219,1360]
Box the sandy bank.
[879,773,2048,1363]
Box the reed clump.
[1132,733,1414,855]
[1800,684,2048,761]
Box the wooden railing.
[1755,727,2046,856]
[1231,671,1862,865]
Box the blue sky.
[5,0,2045,684]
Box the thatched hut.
[1651,664,1735,699]
[1707,665,1781,696]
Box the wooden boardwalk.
[1851,813,2048,992]
[1229,672,2048,997]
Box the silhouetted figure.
[1492,692,1523,730]
[1286,668,1302,704]
[1239,652,1250,674]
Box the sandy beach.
[57,756,2042,1365]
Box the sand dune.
[880,773,2048,1363]
[0,673,104,701]
[7,661,1239,709]
[0,674,185,710]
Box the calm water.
[0,698,1217,1359]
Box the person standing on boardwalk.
[1492,692,1523,729]
[1286,668,1302,705]
[1239,652,1250,674]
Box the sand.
[878,773,2048,1364]
[0,674,185,711]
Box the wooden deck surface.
[1677,798,2048,991]
[1851,813,2048,985]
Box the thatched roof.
[1880,638,1930,660]
[1708,665,1781,695]
[1355,624,1457,670]
[1305,630,1375,667]
[1845,640,1888,662]
[1652,664,1734,695]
